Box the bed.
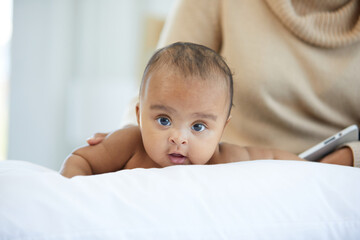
[0,159,359,239]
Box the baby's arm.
[60,125,141,178]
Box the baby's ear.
[135,102,140,126]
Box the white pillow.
[0,160,359,239]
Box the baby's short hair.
[140,42,233,116]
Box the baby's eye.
[157,117,171,126]
[192,123,206,132]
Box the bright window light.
[0,0,12,160]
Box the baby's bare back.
[209,142,302,164]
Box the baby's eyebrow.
[192,112,217,121]
[150,104,175,113]
[150,104,217,121]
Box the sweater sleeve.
[157,0,222,52]
[339,141,360,168]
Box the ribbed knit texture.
[340,142,360,167]
[265,0,360,47]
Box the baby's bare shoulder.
[105,124,140,140]
[104,125,142,150]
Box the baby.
[60,42,302,178]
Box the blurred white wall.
[0,0,12,161]
[8,0,176,170]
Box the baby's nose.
[169,131,188,145]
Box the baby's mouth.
[168,153,187,164]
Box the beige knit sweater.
[157,0,360,157]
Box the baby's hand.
[86,132,108,145]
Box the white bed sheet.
[0,160,360,239]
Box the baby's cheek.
[193,140,218,164]
[141,133,159,153]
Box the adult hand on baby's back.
[87,132,108,145]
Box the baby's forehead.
[139,43,233,116]
[140,67,232,117]
[144,68,228,92]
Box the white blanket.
[0,160,360,239]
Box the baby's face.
[136,69,230,167]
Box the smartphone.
[298,125,359,161]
